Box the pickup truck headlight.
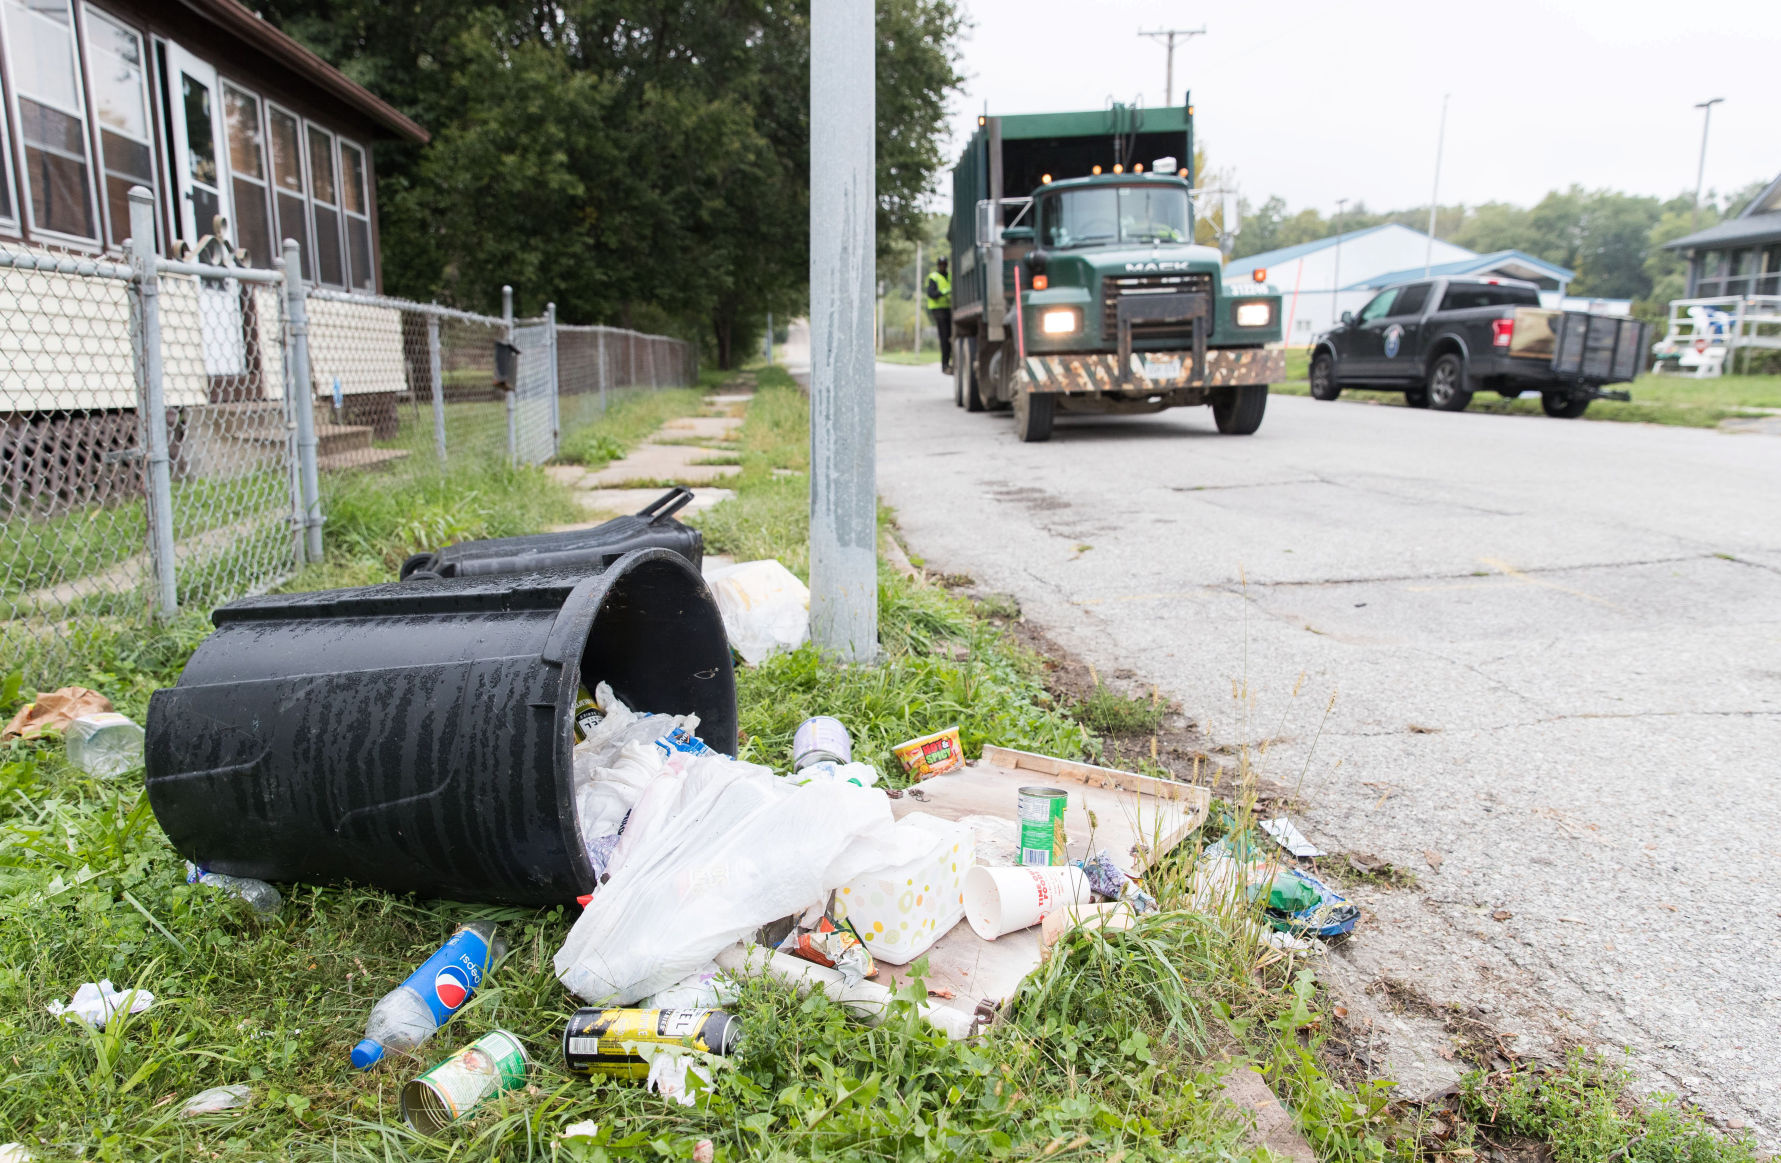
[1235,300,1273,328]
[1039,307,1080,336]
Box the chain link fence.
[0,186,697,686]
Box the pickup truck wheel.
[1426,353,1473,412]
[1541,392,1590,418]
[1013,390,1054,442]
[1309,353,1340,400]
[1212,384,1268,435]
[1404,386,1430,408]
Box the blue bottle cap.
[351,1039,384,1069]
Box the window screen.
[338,140,373,290]
[268,106,310,278]
[85,10,155,249]
[223,86,273,266]
[307,124,343,286]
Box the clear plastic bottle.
[352,921,504,1069]
[185,862,283,916]
[65,713,144,778]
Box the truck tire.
[1309,353,1340,400]
[1426,353,1472,412]
[1212,384,1268,435]
[1541,392,1590,418]
[1012,390,1054,442]
[964,358,986,413]
[952,340,964,408]
[1404,386,1430,408]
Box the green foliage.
[1461,1049,1761,1163]
[555,387,709,468]
[1075,683,1165,738]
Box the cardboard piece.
[877,746,1209,1007]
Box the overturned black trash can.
[145,549,735,905]
[400,487,703,580]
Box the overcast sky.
[943,0,1780,216]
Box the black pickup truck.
[1307,277,1647,417]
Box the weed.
[555,387,708,467]
[1076,682,1167,737]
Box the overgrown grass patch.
[1075,681,1167,738]
[555,386,709,468]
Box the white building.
[1224,224,1578,344]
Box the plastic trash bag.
[702,560,809,664]
[180,1084,252,1116]
[554,757,899,1005]
[46,980,153,1026]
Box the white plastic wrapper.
[46,980,153,1026]
[554,756,900,1005]
[701,560,810,664]
[179,1084,252,1116]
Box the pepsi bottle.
[351,921,504,1069]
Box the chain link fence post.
[427,313,447,464]
[503,285,517,467]
[546,301,560,457]
[597,326,608,413]
[281,238,324,562]
[127,187,179,617]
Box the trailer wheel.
[1427,353,1473,412]
[1541,392,1590,418]
[1212,384,1268,435]
[1013,390,1054,442]
[1309,353,1341,400]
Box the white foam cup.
[963,864,1091,939]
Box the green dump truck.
[948,101,1284,441]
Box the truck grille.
[1101,273,1213,341]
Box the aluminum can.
[792,715,851,771]
[562,1008,739,1079]
[401,1029,528,1133]
[1017,786,1068,867]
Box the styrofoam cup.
[963,864,1091,940]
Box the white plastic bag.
[554,757,899,1005]
[701,560,809,664]
[46,980,153,1026]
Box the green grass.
[0,366,1756,1162]
[1074,682,1166,738]
[876,349,943,366]
[555,387,710,469]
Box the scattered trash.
[1263,869,1359,938]
[640,963,740,1010]
[892,726,965,779]
[833,813,973,963]
[1016,785,1068,866]
[702,559,809,663]
[562,1007,740,1077]
[1260,927,1319,954]
[926,985,956,1000]
[401,1029,529,1133]
[553,739,901,1005]
[185,862,282,916]
[573,690,605,742]
[778,912,877,985]
[1040,901,1137,955]
[693,1138,715,1163]
[561,1120,600,1140]
[570,683,707,879]
[647,1052,713,1106]
[0,1144,31,1162]
[352,921,503,1069]
[962,864,1090,940]
[792,715,851,770]
[1260,816,1325,859]
[2,686,111,742]
[791,759,881,788]
[178,1084,252,1117]
[63,712,144,777]
[46,980,153,1026]
[715,944,975,1039]
[1073,850,1157,915]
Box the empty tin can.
[792,716,851,771]
[401,1029,528,1133]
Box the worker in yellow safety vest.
[925,257,953,375]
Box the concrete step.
[315,447,410,474]
[314,423,376,456]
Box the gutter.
[175,0,429,145]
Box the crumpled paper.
[646,1051,713,1107]
[46,979,153,1026]
[2,687,112,741]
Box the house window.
[267,103,309,278]
[222,84,272,266]
[82,7,154,250]
[338,138,372,290]
[1759,244,1781,297]
[2,0,97,239]
[306,123,343,286]
[1725,247,1757,298]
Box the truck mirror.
[975,199,998,247]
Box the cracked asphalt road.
[872,363,1781,1139]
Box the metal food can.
[401,1029,528,1134]
[573,691,604,742]
[792,716,851,771]
[1017,786,1068,867]
[562,1008,740,1079]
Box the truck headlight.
[1039,308,1080,335]
[1235,301,1273,328]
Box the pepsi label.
[402,926,494,1027]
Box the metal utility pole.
[809,0,877,662]
[912,241,922,354]
[1331,197,1348,327]
[765,311,774,366]
[1425,93,1449,276]
[1138,27,1205,104]
[1692,98,1724,230]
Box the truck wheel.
[1541,392,1590,418]
[964,359,986,413]
[1426,354,1473,412]
[1309,353,1340,400]
[1212,384,1268,435]
[1405,386,1430,408]
[952,341,964,408]
[1013,390,1054,442]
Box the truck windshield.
[1040,185,1191,248]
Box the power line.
[1137,27,1206,105]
